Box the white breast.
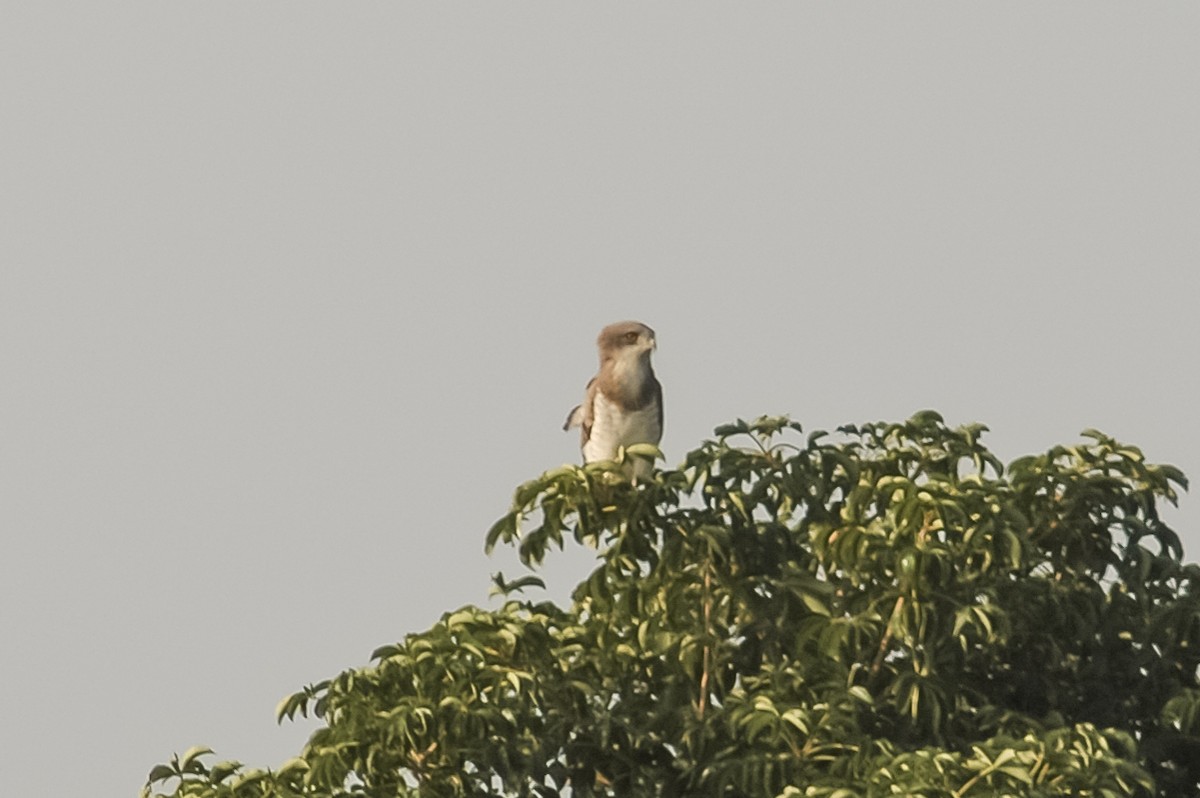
[583,391,661,464]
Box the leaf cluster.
[145,412,1198,797]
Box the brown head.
[596,321,657,365]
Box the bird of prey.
[563,321,663,479]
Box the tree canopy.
[144,412,1200,797]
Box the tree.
[144,412,1200,797]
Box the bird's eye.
[624,331,639,344]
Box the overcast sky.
[3,4,1198,796]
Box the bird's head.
[597,321,656,364]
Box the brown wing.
[651,374,663,439]
[563,377,597,447]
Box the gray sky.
[2,4,1198,795]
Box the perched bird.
[563,321,663,479]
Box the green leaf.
[624,443,663,459]
[146,764,175,784]
[491,572,546,596]
[485,512,519,553]
[230,768,269,790]
[800,591,831,617]
[370,643,403,661]
[910,409,945,426]
[848,685,873,705]
[209,760,243,783]
[178,746,213,773]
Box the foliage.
[144,412,1200,797]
